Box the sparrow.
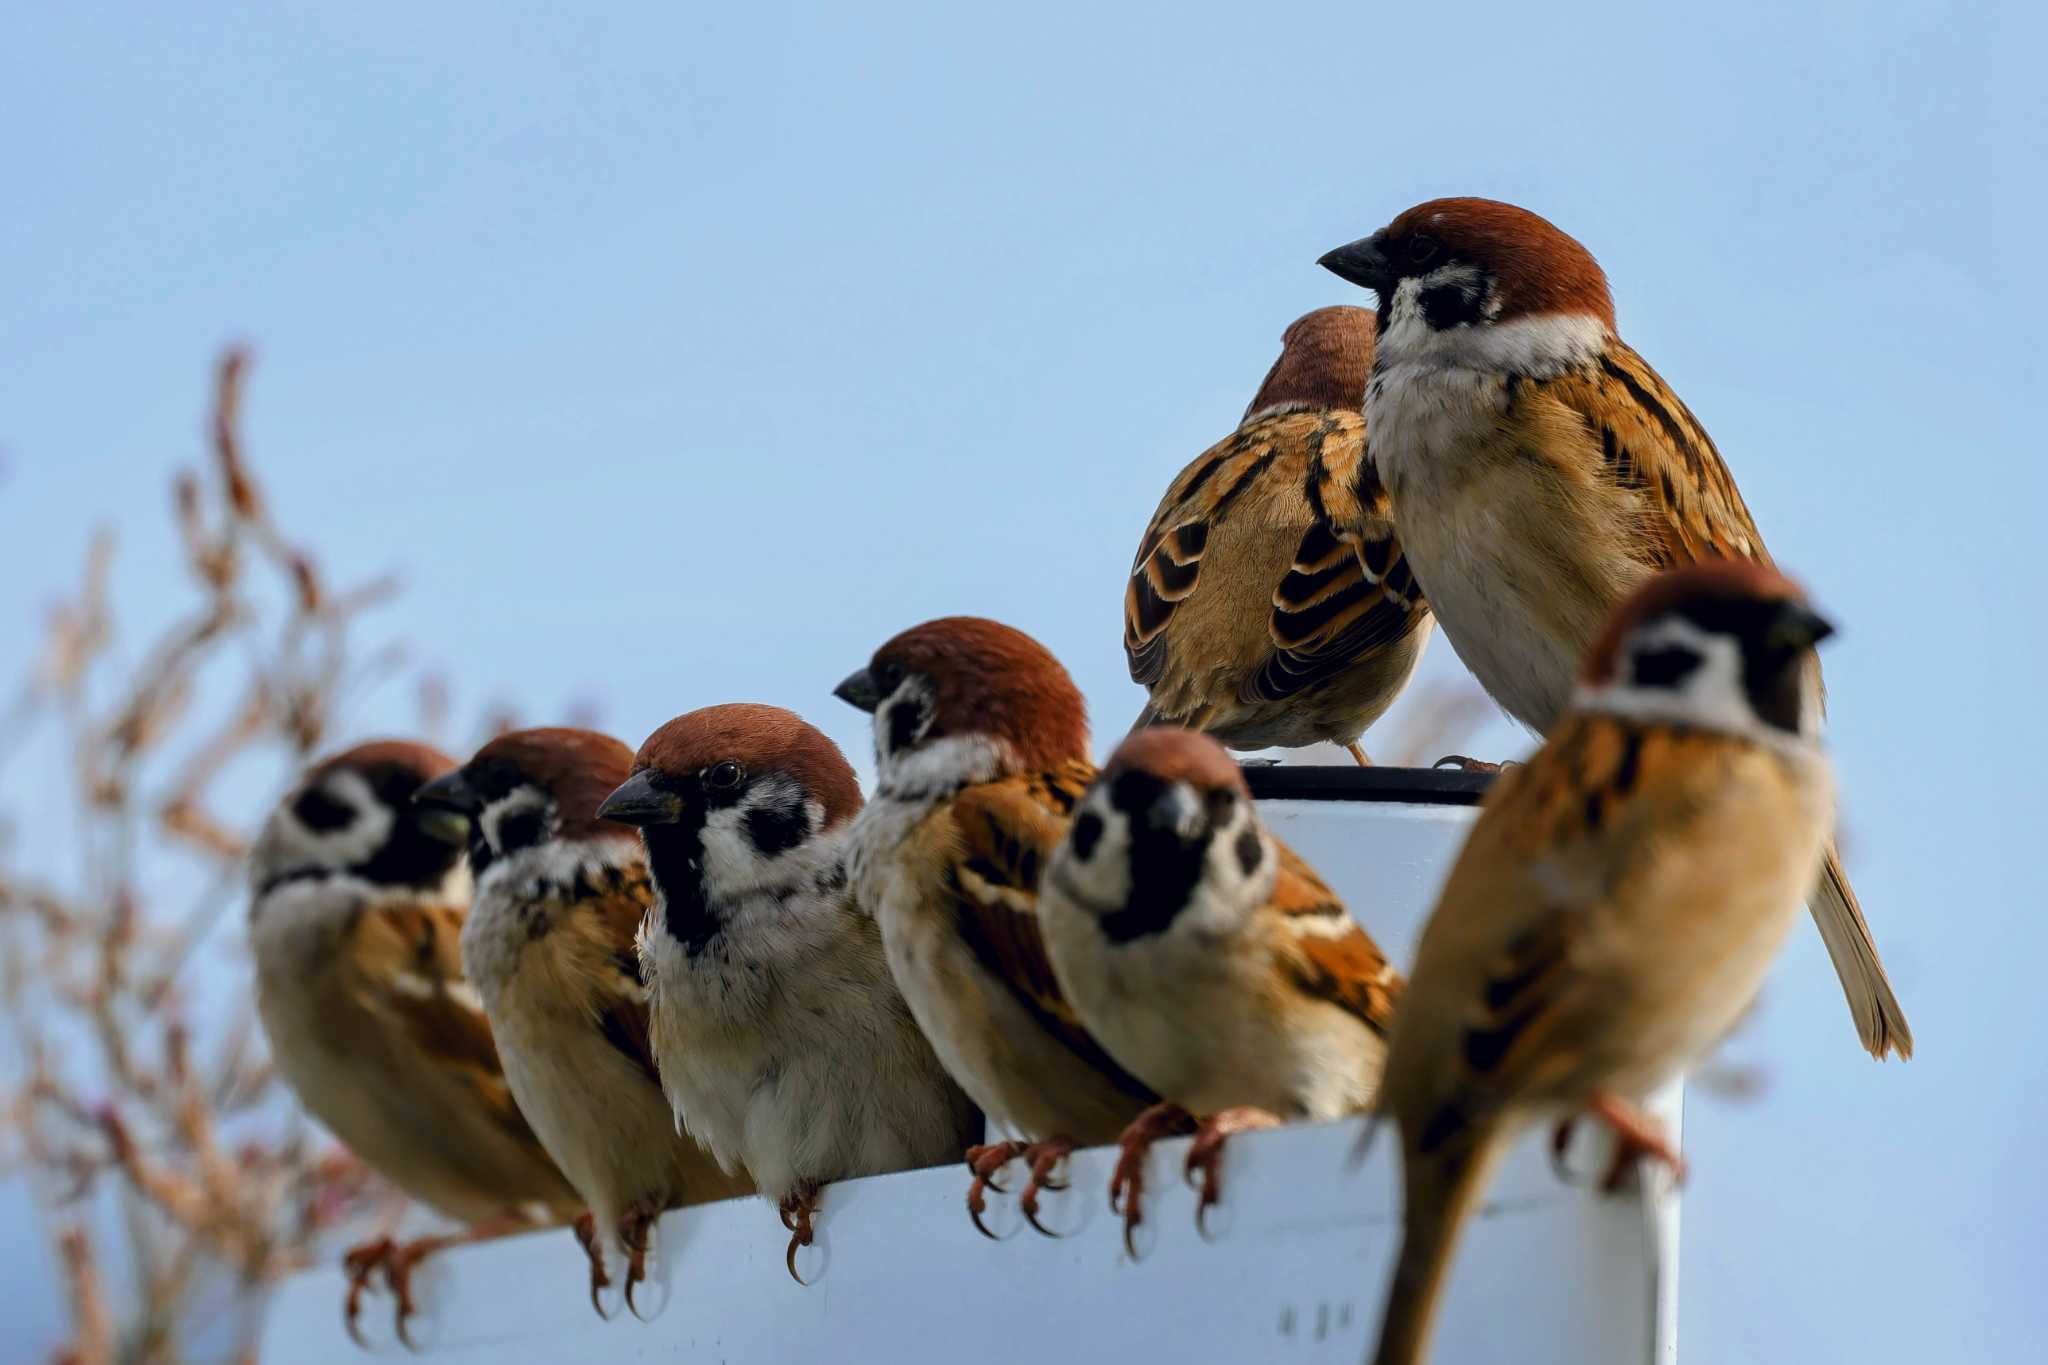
[247,741,579,1343]
[1365,562,1838,1365]
[1125,306,1432,763]
[1038,726,1402,1249]
[415,728,753,1317]
[835,617,1158,1234]
[1319,197,1910,1059]
[595,703,982,1283]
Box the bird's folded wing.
[346,899,551,1148]
[1269,840,1404,1035]
[532,863,666,1091]
[1248,428,1428,704]
[1524,343,1768,570]
[945,763,1156,1102]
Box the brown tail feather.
[1369,1130,1509,1365]
[1808,841,1912,1060]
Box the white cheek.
[258,770,392,873]
[1058,806,1135,911]
[479,788,550,854]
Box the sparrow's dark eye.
[705,760,745,791]
[872,661,905,695]
[1408,234,1440,266]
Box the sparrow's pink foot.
[963,1140,1029,1238]
[779,1181,822,1286]
[341,1236,396,1345]
[1015,1136,1076,1238]
[573,1211,612,1318]
[1587,1093,1686,1192]
[1108,1103,1196,1258]
[1183,1106,1282,1238]
[1345,742,1372,767]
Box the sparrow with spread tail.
[596,703,981,1282]
[1319,198,1910,1059]
[416,729,752,1317]
[248,741,580,1343]
[1040,727,1402,1250]
[835,617,1158,1235]
[1366,563,1838,1365]
[1125,306,1432,763]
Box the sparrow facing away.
[248,741,579,1342]
[1319,197,1910,1059]
[596,703,981,1282]
[416,728,752,1317]
[1366,562,1837,1365]
[1125,306,1433,762]
[1040,727,1403,1248]
[835,617,1158,1233]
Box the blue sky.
[4,2,2044,1359]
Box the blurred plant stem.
[0,350,413,1363]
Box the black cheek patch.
[1632,644,1702,689]
[886,697,926,754]
[292,786,354,832]
[1234,827,1263,876]
[1070,810,1104,861]
[744,803,811,856]
[1418,282,1485,330]
[494,805,548,856]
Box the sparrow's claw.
[1014,1136,1076,1239]
[1587,1094,1686,1193]
[964,1140,1028,1238]
[341,1237,396,1347]
[384,1234,455,1351]
[1345,742,1372,767]
[1549,1117,1584,1185]
[1108,1103,1195,1259]
[1183,1107,1281,1240]
[779,1182,821,1287]
[1433,754,1510,774]
[573,1211,613,1319]
[619,1202,659,1321]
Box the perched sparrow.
[1366,563,1838,1365]
[1125,306,1432,762]
[1040,727,1402,1249]
[416,729,752,1316]
[835,617,1158,1233]
[248,741,578,1342]
[1320,198,1910,1059]
[596,703,981,1282]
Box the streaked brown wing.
[553,861,665,1090]
[1123,413,1302,688]
[946,763,1156,1103]
[348,900,555,1150]
[1532,343,1769,571]
[1270,841,1403,1034]
[1248,435,1428,704]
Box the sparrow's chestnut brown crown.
[835,616,1089,773]
[416,727,638,848]
[1242,306,1376,420]
[1320,197,1616,331]
[600,703,862,831]
[1104,727,1249,797]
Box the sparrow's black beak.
[596,770,683,827]
[1768,602,1836,653]
[834,667,883,714]
[1145,785,1207,845]
[414,770,482,816]
[1318,234,1392,293]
